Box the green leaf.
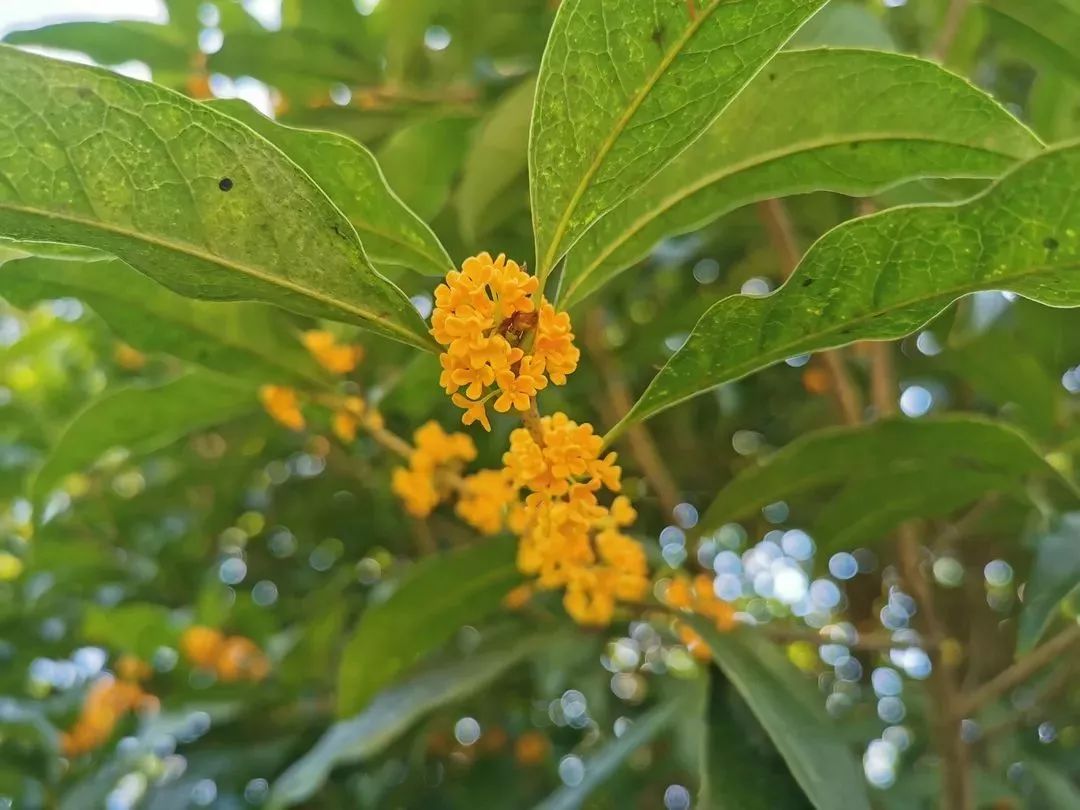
[699,670,810,810]
[457,78,535,241]
[611,143,1080,435]
[558,48,1041,307]
[0,252,329,386]
[787,2,896,49]
[1026,759,1080,809]
[270,633,552,809]
[1017,515,1080,654]
[83,602,178,659]
[688,619,871,810]
[0,45,434,351]
[377,116,474,222]
[33,370,254,499]
[208,99,452,277]
[3,22,191,73]
[691,417,1072,544]
[533,692,688,810]
[984,0,1080,84]
[529,0,828,281]
[336,535,523,716]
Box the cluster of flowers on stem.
[180,625,270,683]
[662,573,737,660]
[60,661,157,757]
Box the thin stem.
[958,623,1080,717]
[583,308,682,516]
[756,199,863,425]
[933,0,971,62]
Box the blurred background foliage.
[0,0,1079,808]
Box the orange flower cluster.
[260,385,305,431]
[180,626,270,683]
[663,574,737,660]
[391,421,477,517]
[503,414,648,626]
[431,252,579,431]
[455,468,519,535]
[302,329,364,375]
[60,676,157,757]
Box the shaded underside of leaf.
[0,45,434,350]
[32,370,255,499]
[1017,514,1080,654]
[688,619,872,810]
[559,47,1042,307]
[336,535,523,716]
[0,251,329,386]
[612,142,1080,434]
[270,633,554,809]
[208,99,452,277]
[529,0,829,279]
[692,416,1071,541]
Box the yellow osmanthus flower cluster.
[663,574,738,660]
[302,329,364,375]
[391,421,477,517]
[503,414,648,625]
[60,676,158,757]
[431,252,579,431]
[180,625,270,683]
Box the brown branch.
[933,0,971,62]
[958,623,1080,717]
[583,309,682,517]
[756,199,863,425]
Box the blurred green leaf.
[985,0,1080,83]
[692,417,1072,543]
[33,370,254,499]
[1017,514,1080,654]
[3,21,191,73]
[457,78,535,241]
[336,535,522,716]
[209,99,452,276]
[1026,758,1080,808]
[377,116,474,222]
[559,48,1041,307]
[788,2,895,49]
[613,144,1080,433]
[699,669,810,809]
[271,632,552,809]
[689,620,871,810]
[0,46,433,350]
[83,603,177,659]
[529,0,828,280]
[0,252,329,386]
[534,691,689,810]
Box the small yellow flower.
[114,342,146,371]
[259,385,305,431]
[302,330,364,374]
[452,393,492,432]
[0,552,24,581]
[457,469,517,534]
[391,422,477,518]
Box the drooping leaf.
[208,99,452,277]
[0,252,329,386]
[787,2,896,49]
[3,22,191,74]
[336,535,523,716]
[612,143,1080,434]
[558,48,1041,306]
[699,670,811,810]
[1026,758,1080,809]
[689,619,871,810]
[0,45,434,351]
[529,0,828,281]
[457,78,535,241]
[533,692,689,810]
[984,0,1080,84]
[377,116,474,221]
[691,417,1073,543]
[1017,515,1080,654]
[33,371,255,499]
[270,633,553,809]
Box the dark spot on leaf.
[801,277,815,287]
[218,177,234,192]
[651,26,665,48]
[768,73,777,82]
[849,142,860,150]
[1044,236,1059,251]
[332,223,347,239]
[76,87,92,99]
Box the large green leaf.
[692,417,1072,542]
[558,48,1041,307]
[270,633,553,809]
[528,0,828,281]
[1017,515,1080,654]
[33,370,254,499]
[611,143,1080,435]
[689,619,871,810]
[3,21,191,73]
[534,692,688,810]
[336,535,523,716]
[0,45,434,351]
[377,116,474,222]
[0,252,329,386]
[699,670,811,810]
[208,99,452,277]
[985,0,1080,83]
